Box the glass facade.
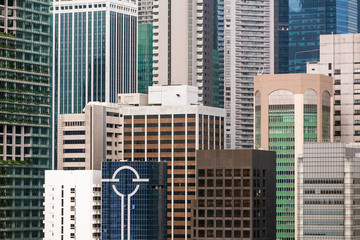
[288,0,358,73]
[303,89,317,142]
[322,91,331,141]
[0,0,51,238]
[268,90,295,239]
[138,23,153,94]
[278,0,289,73]
[54,5,137,115]
[213,0,223,107]
[102,161,167,240]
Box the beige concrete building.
[254,74,333,239]
[152,0,215,106]
[57,102,123,170]
[307,33,360,143]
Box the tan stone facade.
[57,103,122,170]
[254,74,334,149]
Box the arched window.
[304,89,317,142]
[322,91,331,141]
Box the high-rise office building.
[308,33,360,144]
[224,0,276,149]
[53,0,137,114]
[52,0,137,166]
[43,170,102,240]
[138,0,153,94]
[121,85,225,240]
[102,161,167,240]
[288,0,358,73]
[152,0,218,106]
[191,149,276,239]
[254,74,333,240]
[298,142,360,239]
[0,0,51,238]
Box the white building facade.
[307,33,360,144]
[152,0,216,106]
[298,142,360,239]
[43,170,102,240]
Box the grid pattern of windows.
[268,90,295,239]
[303,89,317,142]
[0,0,51,238]
[191,150,276,239]
[322,91,331,141]
[122,110,224,240]
[298,143,360,239]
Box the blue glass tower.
[53,1,137,114]
[278,0,289,73]
[102,161,167,240]
[288,0,358,73]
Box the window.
[355,89,360,95]
[64,131,85,135]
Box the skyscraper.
[52,0,137,167]
[254,74,333,240]
[278,0,289,74]
[53,0,137,114]
[138,0,153,94]
[224,0,276,149]
[0,0,52,238]
[152,0,217,106]
[307,33,360,144]
[288,0,358,73]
